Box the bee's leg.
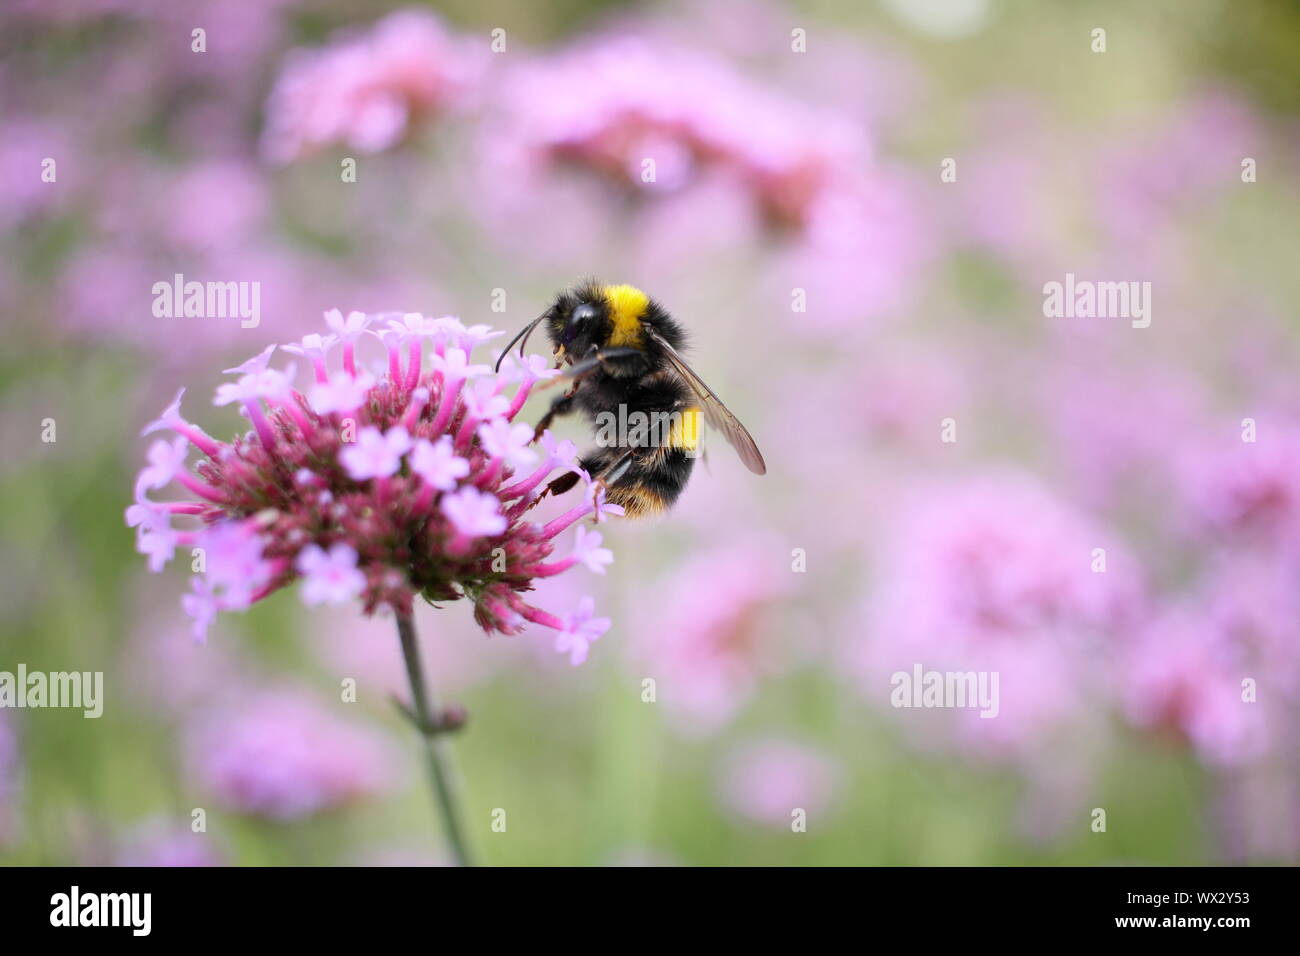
[590,347,650,379]
[531,389,578,442]
[543,447,637,499]
[586,448,645,516]
[535,348,643,390]
[601,448,638,485]
[544,469,582,498]
[530,349,645,441]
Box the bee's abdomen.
[580,447,695,518]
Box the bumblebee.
[496,281,766,516]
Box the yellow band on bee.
[602,284,649,347]
[669,406,701,451]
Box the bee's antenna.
[494,314,545,373]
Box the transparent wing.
[644,326,767,475]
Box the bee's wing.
[644,326,767,475]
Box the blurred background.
[3,0,1300,865]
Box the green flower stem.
[396,610,473,866]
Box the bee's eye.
[570,303,599,328]
[565,303,599,343]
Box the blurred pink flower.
[828,341,968,449]
[115,820,223,867]
[120,607,250,716]
[185,689,394,821]
[717,739,838,828]
[0,116,76,227]
[1117,546,1300,773]
[54,241,351,360]
[1199,552,1300,695]
[876,474,1142,640]
[57,247,160,336]
[483,32,929,325]
[1177,421,1300,547]
[857,473,1144,759]
[262,10,482,163]
[1121,601,1271,768]
[1041,357,1209,515]
[767,168,931,328]
[160,160,268,251]
[1100,93,1261,245]
[952,91,1262,278]
[496,35,869,225]
[948,95,1069,278]
[309,603,504,703]
[633,541,790,735]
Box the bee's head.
[490,282,649,374]
[546,289,612,363]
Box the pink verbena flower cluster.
[502,36,870,231]
[114,819,224,868]
[634,540,790,735]
[1117,422,1300,766]
[127,308,617,664]
[261,9,482,163]
[185,689,393,821]
[858,473,1145,758]
[491,34,928,326]
[716,738,839,829]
